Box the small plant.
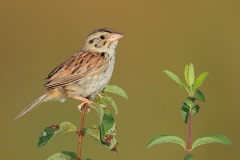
[37,85,128,160]
[147,63,232,160]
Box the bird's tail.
[15,93,49,120]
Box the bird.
[15,28,123,120]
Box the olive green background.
[1,0,240,159]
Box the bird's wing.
[45,51,105,89]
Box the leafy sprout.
[148,63,232,159]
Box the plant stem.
[78,104,86,160]
[186,110,192,155]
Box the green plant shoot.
[148,63,232,159]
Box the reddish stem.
[186,111,192,155]
[77,104,86,160]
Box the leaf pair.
[147,134,232,151]
[38,119,117,160]
[184,63,209,91]
[37,109,118,154]
[185,63,195,86]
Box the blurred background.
[1,0,240,159]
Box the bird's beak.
[109,32,124,42]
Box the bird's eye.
[101,52,105,57]
[89,40,93,44]
[100,35,105,39]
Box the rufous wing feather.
[44,51,105,90]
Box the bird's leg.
[73,96,93,104]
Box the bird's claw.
[77,102,91,113]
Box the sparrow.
[15,28,123,120]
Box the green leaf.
[196,90,206,102]
[193,71,209,90]
[192,135,232,150]
[104,85,128,99]
[188,63,195,86]
[192,104,200,116]
[47,151,77,160]
[163,70,181,84]
[163,70,188,91]
[147,135,186,149]
[185,98,194,108]
[37,125,59,147]
[100,108,116,145]
[184,64,190,85]
[37,122,76,147]
[86,125,118,153]
[102,93,118,114]
[182,99,199,122]
[89,103,105,122]
[179,80,189,92]
[181,103,190,123]
[86,105,118,153]
[184,154,194,160]
[85,125,100,140]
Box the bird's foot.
[73,96,93,113]
[77,102,91,113]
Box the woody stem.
[77,103,86,160]
[186,110,192,155]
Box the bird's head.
[83,28,123,53]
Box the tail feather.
[15,93,48,120]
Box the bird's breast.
[65,55,115,99]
